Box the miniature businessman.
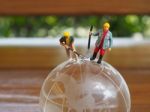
[59,32,76,59]
[90,22,113,64]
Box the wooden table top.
[0,68,150,112]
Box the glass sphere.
[39,58,131,112]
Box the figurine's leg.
[97,49,105,64]
[65,49,70,58]
[90,52,97,60]
[97,55,103,64]
[74,53,79,60]
[70,51,78,60]
[90,47,99,60]
[69,51,73,60]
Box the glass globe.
[39,58,131,112]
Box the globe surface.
[39,58,131,112]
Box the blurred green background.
[0,15,150,38]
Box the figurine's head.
[103,22,110,31]
[63,32,70,38]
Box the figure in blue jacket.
[90,22,113,64]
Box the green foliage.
[0,15,149,38]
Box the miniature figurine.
[59,32,76,59]
[90,22,113,64]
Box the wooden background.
[0,0,150,112]
[0,42,150,112]
[0,0,149,15]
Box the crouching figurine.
[59,32,77,59]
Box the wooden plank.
[0,69,150,112]
[105,44,150,69]
[0,0,149,15]
[120,69,150,112]
[0,46,67,69]
[0,43,150,69]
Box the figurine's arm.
[59,37,65,45]
[109,32,113,50]
[70,37,76,51]
[92,29,102,36]
[92,31,99,36]
[89,31,99,37]
[71,42,76,51]
[60,37,70,50]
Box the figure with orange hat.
[59,32,76,59]
[90,22,113,64]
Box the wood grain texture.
[105,44,150,69]
[0,0,149,15]
[0,69,149,112]
[0,43,150,69]
[0,69,48,112]
[0,46,66,69]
